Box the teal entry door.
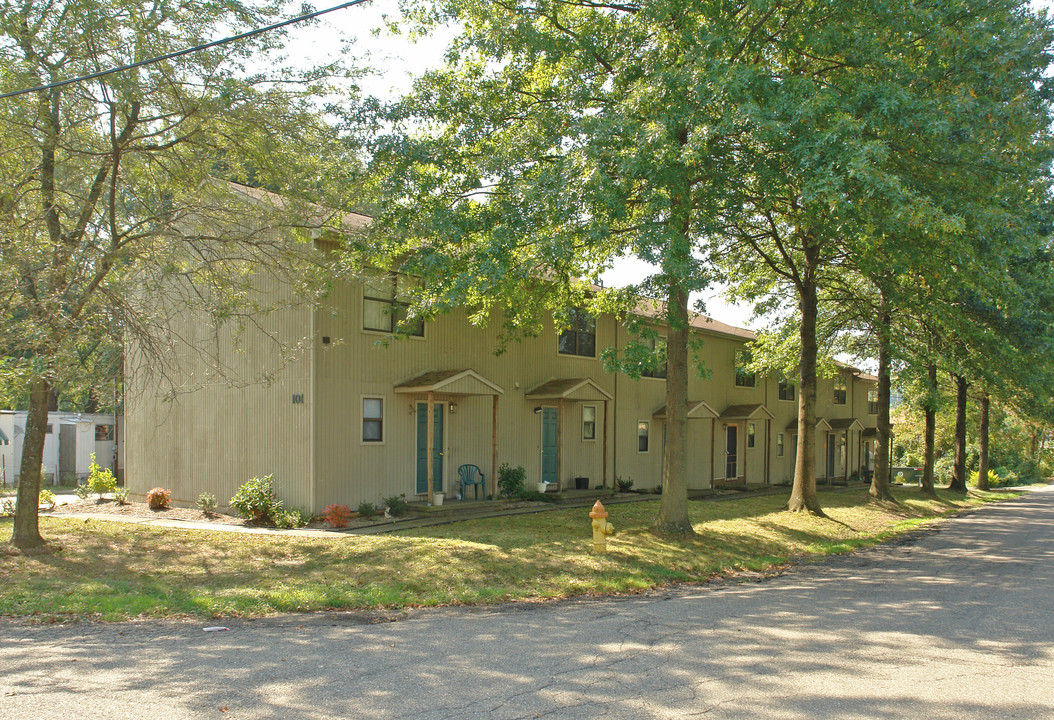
[541,407,558,484]
[416,403,444,494]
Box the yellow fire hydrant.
[590,499,614,553]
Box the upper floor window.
[641,336,667,379]
[559,308,596,357]
[778,379,795,401]
[867,388,879,415]
[363,273,424,337]
[637,421,650,452]
[834,376,847,405]
[95,424,114,441]
[735,349,755,388]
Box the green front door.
[416,403,444,494]
[541,407,558,484]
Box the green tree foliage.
[715,0,1053,512]
[0,0,360,549]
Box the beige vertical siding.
[128,260,884,511]
[125,271,313,510]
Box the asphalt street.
[2,486,1052,719]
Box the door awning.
[787,417,834,433]
[525,378,613,401]
[828,418,863,432]
[653,400,719,420]
[395,369,504,396]
[719,403,774,421]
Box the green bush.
[196,492,218,514]
[497,463,527,499]
[113,486,130,505]
[355,502,377,520]
[1,498,14,516]
[1015,460,1040,484]
[969,469,1003,488]
[86,453,117,499]
[230,475,283,524]
[274,507,309,529]
[615,476,634,493]
[38,488,56,510]
[382,493,409,517]
[74,482,91,500]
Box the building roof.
[525,378,613,401]
[787,417,834,433]
[828,418,864,431]
[719,403,774,421]
[629,296,754,341]
[394,369,504,396]
[652,400,719,420]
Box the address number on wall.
[292,393,305,404]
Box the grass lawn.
[0,485,1024,621]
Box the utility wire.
[0,0,370,100]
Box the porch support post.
[742,422,747,483]
[491,394,499,498]
[557,398,564,490]
[709,419,715,488]
[602,399,609,488]
[427,390,435,503]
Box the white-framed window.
[867,388,879,415]
[747,422,756,448]
[362,273,424,336]
[777,432,785,457]
[834,376,847,405]
[95,424,114,441]
[45,423,53,434]
[637,421,650,453]
[362,397,384,443]
[582,405,597,441]
[735,349,755,387]
[559,308,596,357]
[778,379,795,401]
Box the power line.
[0,0,370,100]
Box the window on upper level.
[559,308,596,357]
[95,424,114,441]
[735,349,756,388]
[363,273,424,337]
[641,336,667,379]
[868,388,879,415]
[778,378,795,401]
[834,376,847,405]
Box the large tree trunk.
[11,378,51,550]
[653,285,693,536]
[789,274,822,514]
[870,287,893,501]
[948,373,969,492]
[652,157,694,536]
[921,363,938,498]
[976,391,990,491]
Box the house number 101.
[292,393,304,404]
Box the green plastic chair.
[458,464,485,501]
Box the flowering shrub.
[146,487,172,510]
[323,503,354,528]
